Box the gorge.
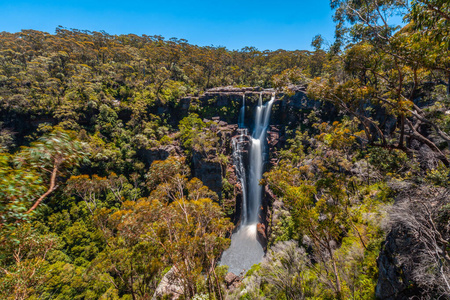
[1,19,450,298]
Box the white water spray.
[220,93,275,275]
[239,94,245,128]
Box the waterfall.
[233,128,248,224]
[248,93,275,223]
[239,94,245,128]
[220,93,275,275]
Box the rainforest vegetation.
[1,0,450,299]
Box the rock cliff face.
[192,150,223,197]
[376,184,449,300]
[376,225,422,300]
[190,122,241,216]
[256,185,278,251]
[174,85,328,126]
[139,144,182,167]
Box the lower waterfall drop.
[220,93,275,275]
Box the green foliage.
[0,152,44,227]
[178,114,220,159]
[410,0,450,48]
[258,117,399,299]
[0,224,59,299]
[425,163,450,187]
[16,129,88,174]
[272,67,308,95]
[270,212,298,245]
[178,114,208,151]
[96,104,120,137]
[145,156,190,192]
[363,147,409,176]
[278,130,307,165]
[308,0,450,166]
[0,12,449,299]
[221,177,235,215]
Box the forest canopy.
[1,0,450,299]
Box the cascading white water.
[248,93,275,223]
[220,93,275,275]
[239,94,245,129]
[233,129,248,225]
[236,94,248,224]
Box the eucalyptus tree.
[308,0,450,165]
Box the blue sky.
[1,0,337,51]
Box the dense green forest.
[1,0,450,299]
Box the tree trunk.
[328,241,342,299]
[447,71,450,95]
[399,114,405,149]
[26,163,58,214]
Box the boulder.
[224,272,242,290]
[152,267,184,300]
[224,272,239,286]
